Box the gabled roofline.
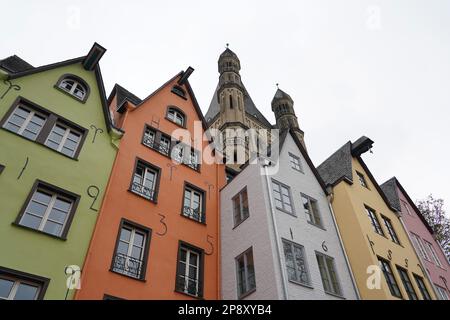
[388,177,435,235]
[8,57,85,80]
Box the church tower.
[272,88,306,150]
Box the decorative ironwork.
[1,80,21,99]
[405,258,409,268]
[87,185,100,212]
[205,235,214,255]
[367,234,376,255]
[176,274,202,297]
[17,157,29,180]
[156,214,167,236]
[112,253,143,279]
[183,206,205,223]
[204,181,214,200]
[89,125,104,143]
[131,182,155,201]
[388,249,393,260]
[322,241,328,252]
[143,135,170,156]
[166,163,177,181]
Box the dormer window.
[166,107,185,127]
[56,75,90,102]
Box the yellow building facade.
[318,137,436,300]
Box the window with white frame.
[436,285,449,300]
[233,187,249,226]
[176,244,203,298]
[112,222,149,280]
[183,185,205,223]
[316,253,342,296]
[356,171,369,188]
[3,105,46,141]
[302,194,323,228]
[289,153,303,172]
[365,206,384,236]
[424,241,443,268]
[381,215,400,245]
[0,276,42,300]
[45,123,82,157]
[131,160,159,201]
[167,107,185,126]
[236,248,256,298]
[410,233,430,261]
[272,180,294,215]
[58,76,88,101]
[282,240,310,285]
[18,185,76,238]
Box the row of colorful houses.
[0,44,448,300]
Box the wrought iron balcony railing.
[176,274,202,298]
[183,206,205,223]
[131,181,155,201]
[143,135,170,156]
[112,252,143,279]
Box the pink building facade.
[381,177,450,300]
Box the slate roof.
[272,88,293,104]
[317,141,354,187]
[205,83,273,128]
[0,55,34,73]
[108,84,142,108]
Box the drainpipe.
[397,214,440,299]
[261,158,289,300]
[216,162,222,300]
[326,190,361,300]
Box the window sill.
[11,222,67,241]
[275,207,297,217]
[324,291,346,299]
[54,85,87,104]
[233,216,250,230]
[174,289,204,300]
[165,116,186,129]
[109,269,146,282]
[127,189,158,204]
[1,128,80,161]
[180,212,207,226]
[307,220,326,231]
[288,279,314,289]
[291,167,304,174]
[238,287,256,300]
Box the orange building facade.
[75,69,226,300]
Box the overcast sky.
[2,0,449,212]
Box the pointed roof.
[272,88,293,104]
[219,48,239,60]
[107,84,142,110]
[0,55,34,73]
[204,82,273,128]
[380,177,434,234]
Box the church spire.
[271,87,306,150]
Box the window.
[316,253,342,296]
[282,240,310,285]
[233,188,249,226]
[111,220,151,280]
[0,267,49,300]
[45,123,82,158]
[56,75,89,102]
[356,171,369,188]
[175,242,204,298]
[365,206,384,236]
[171,142,200,171]
[171,85,186,99]
[401,200,412,215]
[378,257,402,298]
[436,285,449,300]
[302,194,323,228]
[236,248,256,298]
[182,184,205,223]
[130,159,160,202]
[396,266,418,300]
[289,153,303,172]
[413,274,432,300]
[1,98,87,159]
[381,215,400,244]
[15,180,79,239]
[3,105,46,141]
[142,126,170,156]
[410,233,430,261]
[424,241,443,267]
[167,107,185,127]
[272,180,294,215]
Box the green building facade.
[0,44,121,299]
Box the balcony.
[176,274,202,298]
[143,135,170,156]
[112,253,143,280]
[183,206,205,223]
[131,181,155,201]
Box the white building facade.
[220,130,359,300]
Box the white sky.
[2,0,449,211]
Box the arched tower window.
[56,74,90,102]
[229,95,234,109]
